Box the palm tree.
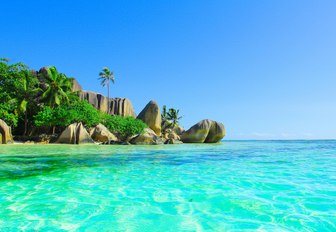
[161,105,171,133]
[41,66,72,109]
[98,67,114,114]
[40,66,72,134]
[167,108,182,128]
[16,70,41,135]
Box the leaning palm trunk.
[107,81,110,114]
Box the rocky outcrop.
[180,119,225,143]
[129,128,163,145]
[35,67,49,91]
[164,129,180,140]
[90,123,118,143]
[71,78,82,92]
[137,100,161,136]
[173,126,185,135]
[165,139,183,144]
[79,90,135,117]
[0,119,13,144]
[56,122,94,144]
[33,68,134,117]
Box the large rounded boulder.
[0,119,13,144]
[56,122,94,144]
[129,128,163,145]
[137,100,161,136]
[90,123,118,143]
[180,119,225,143]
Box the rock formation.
[33,67,135,117]
[79,90,135,117]
[173,125,185,135]
[164,128,180,140]
[180,119,225,143]
[90,123,118,143]
[165,139,183,144]
[137,100,161,136]
[129,128,163,145]
[0,119,13,144]
[56,122,94,144]
[71,78,82,92]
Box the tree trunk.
[52,126,56,134]
[23,111,28,136]
[107,82,110,114]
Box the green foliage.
[66,100,100,127]
[161,105,182,132]
[0,58,40,129]
[98,67,115,87]
[34,106,55,127]
[35,99,146,140]
[101,114,147,140]
[0,103,18,127]
[14,69,41,134]
[98,67,114,114]
[35,99,100,128]
[167,108,182,127]
[40,66,72,108]
[1,58,145,140]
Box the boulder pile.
[56,122,94,144]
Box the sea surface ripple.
[0,140,335,231]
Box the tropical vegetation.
[161,105,183,133]
[0,58,146,141]
[98,67,114,114]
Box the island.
[0,59,225,145]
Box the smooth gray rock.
[181,119,225,143]
[129,128,163,145]
[90,123,118,143]
[56,122,94,144]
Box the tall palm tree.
[98,67,114,114]
[41,66,72,109]
[40,66,72,134]
[16,70,41,135]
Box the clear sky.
[1,0,336,139]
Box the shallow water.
[0,141,335,231]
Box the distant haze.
[1,1,336,139]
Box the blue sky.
[1,0,336,139]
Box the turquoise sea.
[0,141,335,231]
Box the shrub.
[34,100,100,128]
[0,103,18,127]
[101,114,147,140]
[34,106,55,127]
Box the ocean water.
[0,141,335,231]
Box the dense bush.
[34,106,55,128]
[0,59,40,128]
[101,114,147,140]
[0,103,18,127]
[34,99,147,140]
[34,100,100,129]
